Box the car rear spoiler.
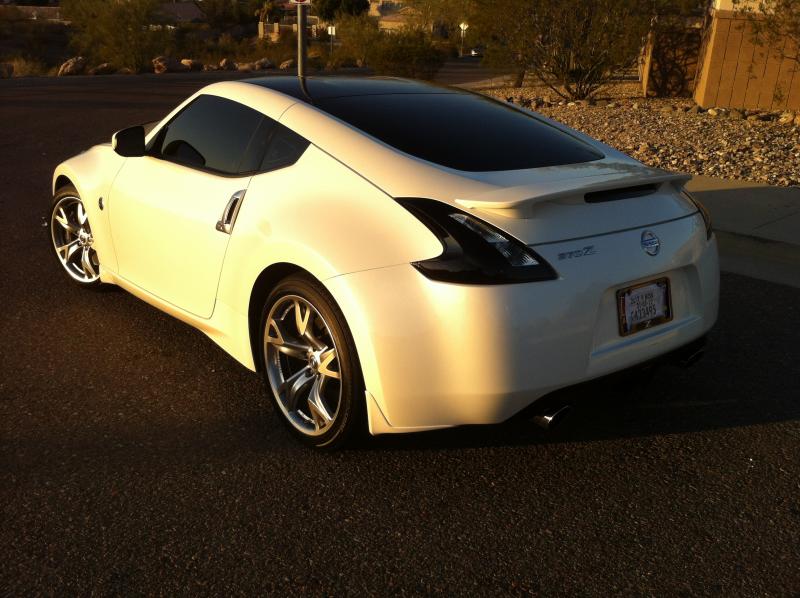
[455,171,692,218]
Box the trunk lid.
[448,162,697,245]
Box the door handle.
[216,189,246,234]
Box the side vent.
[584,184,659,204]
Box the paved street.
[2,75,799,595]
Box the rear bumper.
[326,213,719,434]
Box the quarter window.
[260,123,310,172]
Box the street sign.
[459,22,469,31]
[327,25,336,36]
[290,0,312,4]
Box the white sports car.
[50,77,719,448]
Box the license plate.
[616,278,672,337]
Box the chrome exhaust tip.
[531,405,572,430]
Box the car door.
[108,94,271,319]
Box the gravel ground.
[483,83,800,187]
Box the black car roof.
[243,76,461,102]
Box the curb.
[716,230,800,289]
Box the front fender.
[52,145,126,278]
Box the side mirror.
[112,125,145,157]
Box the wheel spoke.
[265,318,286,346]
[277,340,312,360]
[294,299,310,336]
[318,348,340,380]
[307,377,333,431]
[77,202,88,225]
[55,209,79,234]
[56,238,80,260]
[81,248,97,278]
[281,366,314,411]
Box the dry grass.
[7,56,52,77]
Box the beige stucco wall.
[694,9,800,110]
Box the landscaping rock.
[117,67,135,75]
[279,59,295,70]
[729,109,744,120]
[88,63,115,76]
[484,83,799,186]
[237,62,255,72]
[219,58,237,71]
[777,111,796,125]
[57,57,86,77]
[707,108,719,117]
[0,63,13,78]
[254,57,273,70]
[152,56,188,74]
[203,64,218,72]
[180,59,203,72]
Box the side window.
[151,95,264,175]
[260,123,310,172]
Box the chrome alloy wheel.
[51,196,100,283]
[264,295,342,436]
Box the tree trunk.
[513,69,526,88]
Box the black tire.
[49,185,104,289]
[259,273,365,449]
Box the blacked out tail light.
[682,191,713,240]
[396,198,558,284]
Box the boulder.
[117,67,134,75]
[203,64,218,72]
[279,58,295,70]
[0,62,13,79]
[254,57,273,70]
[237,62,255,72]
[219,58,237,71]
[777,111,796,125]
[57,56,87,77]
[88,63,115,76]
[707,108,719,117]
[152,56,188,74]
[180,59,203,72]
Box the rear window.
[317,93,603,172]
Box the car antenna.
[294,0,313,103]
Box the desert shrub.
[61,0,169,72]
[471,0,652,98]
[336,12,382,66]
[8,56,48,77]
[369,28,445,79]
